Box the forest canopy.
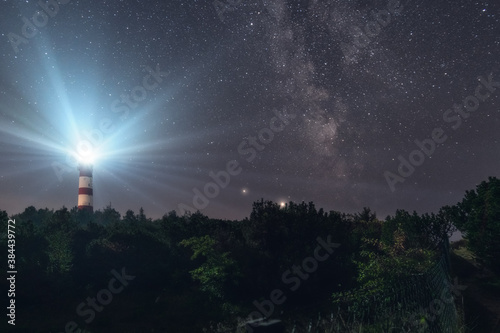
[1,177,499,332]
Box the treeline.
[0,177,499,332]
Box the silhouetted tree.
[93,204,121,226]
[450,177,500,271]
[180,235,241,314]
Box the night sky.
[0,0,499,220]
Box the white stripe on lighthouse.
[78,164,93,212]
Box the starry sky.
[0,0,499,220]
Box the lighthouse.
[78,163,93,213]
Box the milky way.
[0,0,499,219]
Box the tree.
[354,207,377,223]
[94,204,121,225]
[451,177,500,271]
[382,209,453,249]
[46,229,74,275]
[137,207,151,223]
[0,209,7,228]
[17,206,38,224]
[180,235,240,304]
[333,230,436,314]
[42,207,76,290]
[70,206,94,226]
[123,209,137,223]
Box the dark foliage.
[0,177,491,332]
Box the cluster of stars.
[0,0,498,219]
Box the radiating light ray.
[94,163,166,211]
[1,6,298,217]
[0,36,111,185]
[103,158,201,192]
[0,159,54,179]
[0,101,71,154]
[0,123,67,153]
[33,38,81,139]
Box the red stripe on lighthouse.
[78,163,93,213]
[78,188,93,195]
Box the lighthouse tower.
[78,163,93,213]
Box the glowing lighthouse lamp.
[74,140,97,213]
